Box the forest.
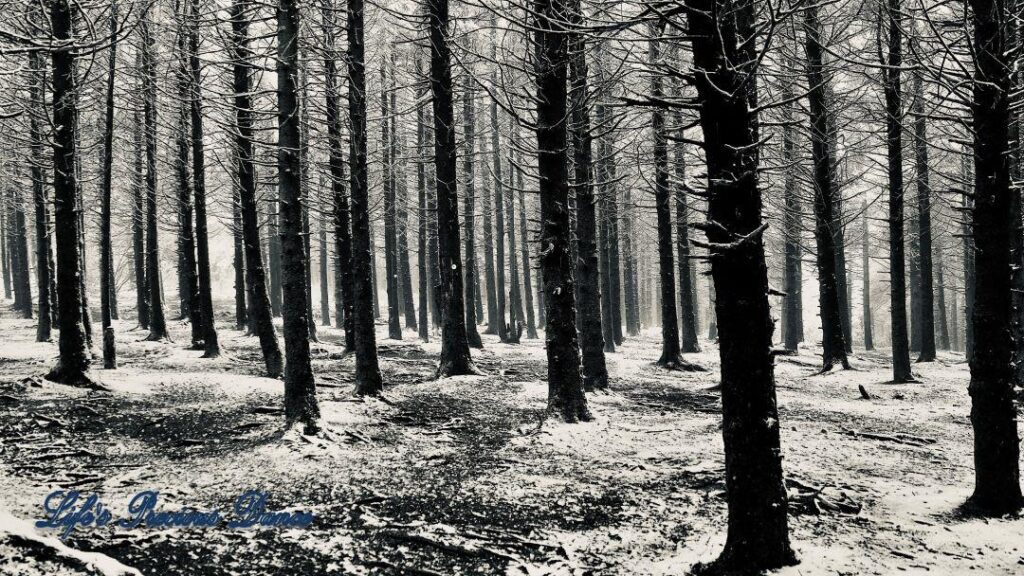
[0,0,1021,574]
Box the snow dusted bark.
[277,0,320,431]
[965,0,1023,514]
[232,0,282,378]
[429,0,477,376]
[534,0,590,422]
[142,13,169,342]
[348,0,384,394]
[46,0,93,387]
[461,74,483,348]
[804,3,849,370]
[685,0,795,568]
[883,0,913,383]
[188,0,219,357]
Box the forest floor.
[0,304,1022,576]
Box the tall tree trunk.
[46,0,93,387]
[491,72,509,343]
[29,51,53,342]
[505,137,522,344]
[622,190,640,336]
[804,4,849,370]
[515,128,538,339]
[232,177,247,330]
[416,57,431,343]
[381,60,402,340]
[649,26,682,368]
[569,2,607,386]
[348,0,384,394]
[461,74,483,347]
[131,99,149,330]
[862,204,874,350]
[319,198,331,326]
[98,4,118,366]
[322,0,353,348]
[883,0,913,382]
[534,0,590,421]
[277,0,320,431]
[429,0,478,376]
[781,77,803,352]
[189,0,219,357]
[936,245,949,350]
[269,197,283,317]
[142,14,169,341]
[965,0,1023,514]
[962,152,975,360]
[395,88,417,333]
[686,0,794,568]
[174,26,202,349]
[1,205,9,301]
[232,0,282,377]
[671,91,699,354]
[912,68,936,362]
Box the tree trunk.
[429,0,477,376]
[99,4,118,367]
[963,152,975,361]
[461,74,483,347]
[781,78,803,352]
[862,204,874,350]
[232,0,283,377]
[804,4,849,370]
[174,27,202,349]
[131,99,149,330]
[912,67,936,362]
[142,15,168,341]
[516,131,538,340]
[189,0,219,357]
[381,60,403,340]
[395,86,417,333]
[649,27,682,368]
[322,0,353,348]
[277,0,320,431]
[491,74,509,343]
[686,0,795,568]
[29,50,53,342]
[883,0,913,382]
[935,245,949,350]
[45,0,93,387]
[671,91,699,354]
[569,3,607,386]
[416,57,431,343]
[348,0,384,394]
[965,0,1023,514]
[534,0,591,421]
[232,176,247,331]
[319,199,331,326]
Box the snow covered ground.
[0,306,1021,575]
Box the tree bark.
[965,0,1023,514]
[883,0,913,382]
[534,0,591,422]
[649,26,683,368]
[381,60,403,340]
[569,2,607,387]
[232,0,283,377]
[804,4,849,370]
[189,0,219,357]
[429,0,478,377]
[45,0,93,387]
[29,50,53,342]
[348,0,385,394]
[277,0,320,431]
[142,14,169,341]
[461,74,483,347]
[686,0,795,568]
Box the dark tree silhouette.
[348,0,384,394]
